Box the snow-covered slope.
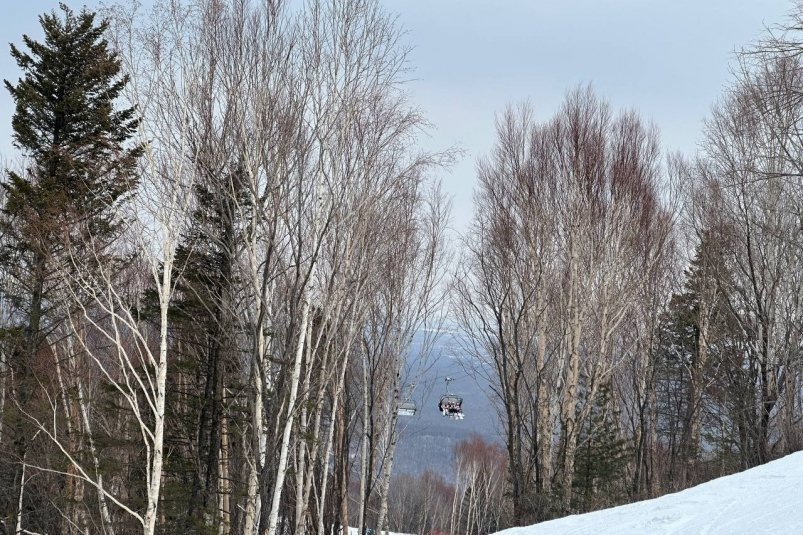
[496,451,803,535]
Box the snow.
[495,451,803,535]
[347,529,409,535]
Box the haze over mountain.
[394,330,501,479]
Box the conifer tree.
[161,162,251,532]
[573,381,630,512]
[0,4,141,530]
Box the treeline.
[3,1,803,534]
[0,1,450,534]
[454,5,803,529]
[387,435,508,535]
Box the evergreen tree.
[655,277,698,478]
[573,381,630,512]
[160,162,251,532]
[654,234,749,490]
[0,4,141,530]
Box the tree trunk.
[559,275,582,510]
[266,293,312,535]
[375,407,400,534]
[536,328,552,494]
[144,263,172,535]
[218,409,231,535]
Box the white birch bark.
[266,290,313,535]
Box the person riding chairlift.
[438,399,459,416]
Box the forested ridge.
[1,1,803,534]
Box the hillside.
[393,331,502,479]
[496,452,803,535]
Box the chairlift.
[438,377,464,420]
[397,401,417,416]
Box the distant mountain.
[393,330,502,480]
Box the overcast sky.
[0,0,794,230]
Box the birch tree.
[457,87,674,518]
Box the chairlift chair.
[398,384,418,416]
[438,377,464,419]
[398,401,417,416]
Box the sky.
[0,0,795,231]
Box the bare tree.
[456,87,675,518]
[695,47,803,466]
[450,435,508,534]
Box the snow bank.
[495,451,803,534]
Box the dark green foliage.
[653,242,719,486]
[654,234,758,490]
[160,164,251,533]
[573,382,630,512]
[0,4,141,530]
[4,3,141,214]
[1,2,142,328]
[654,280,698,466]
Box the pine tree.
[573,381,630,512]
[0,4,141,530]
[655,277,698,480]
[654,234,746,490]
[160,161,251,532]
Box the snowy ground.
[496,451,803,535]
[347,529,408,535]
